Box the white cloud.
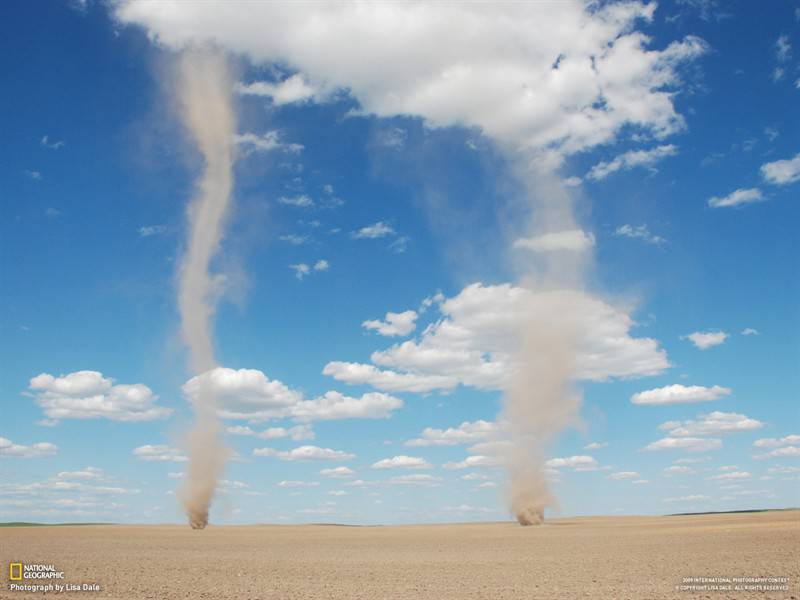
[753,435,800,448]
[513,229,595,253]
[607,471,640,480]
[41,135,66,150]
[587,144,677,180]
[227,424,315,441]
[277,480,319,488]
[614,224,665,245]
[279,234,308,245]
[583,442,608,450]
[546,455,598,470]
[278,194,314,207]
[708,187,765,208]
[56,467,104,480]
[631,384,730,405]
[754,446,800,460]
[28,371,172,423]
[0,437,58,459]
[405,420,496,447]
[116,2,706,158]
[237,74,315,104]
[371,455,432,470]
[325,283,669,394]
[663,465,695,475]
[183,368,300,422]
[235,131,304,155]
[643,437,722,452]
[683,330,728,350]
[253,445,354,461]
[290,259,329,280]
[25,170,42,180]
[363,310,418,337]
[328,490,348,496]
[443,455,502,470]
[138,224,166,237]
[741,328,759,336]
[775,35,791,62]
[461,472,491,481]
[133,444,187,462]
[658,411,763,437]
[291,391,403,422]
[709,471,751,481]
[760,153,800,186]
[353,222,394,239]
[675,456,710,464]
[320,466,355,479]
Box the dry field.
[2,511,798,599]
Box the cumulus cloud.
[443,455,502,470]
[753,434,800,448]
[643,437,722,452]
[631,384,731,405]
[184,368,300,422]
[56,467,104,480]
[587,144,677,180]
[289,259,329,280]
[754,446,800,460]
[0,437,58,459]
[708,187,764,208]
[614,224,665,245]
[583,442,608,450]
[133,445,187,462]
[188,368,394,424]
[291,391,403,422]
[352,222,395,239]
[325,283,669,394]
[663,465,695,475]
[253,445,354,461]
[663,494,709,503]
[237,74,315,104]
[372,455,432,470]
[28,371,172,423]
[513,229,595,253]
[115,2,706,159]
[405,420,496,447]
[545,455,598,470]
[761,153,800,186]
[320,466,355,479]
[363,310,418,337]
[138,224,166,237]
[658,411,763,437]
[741,328,759,336]
[683,330,728,349]
[277,480,319,488]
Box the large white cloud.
[631,384,730,405]
[183,367,402,423]
[115,2,705,158]
[28,371,172,423]
[325,283,669,393]
[0,437,58,459]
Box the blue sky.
[1,0,798,524]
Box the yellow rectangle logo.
[9,563,23,581]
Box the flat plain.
[2,510,798,599]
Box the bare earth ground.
[2,511,798,599]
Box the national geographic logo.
[8,561,101,593]
[9,562,65,580]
